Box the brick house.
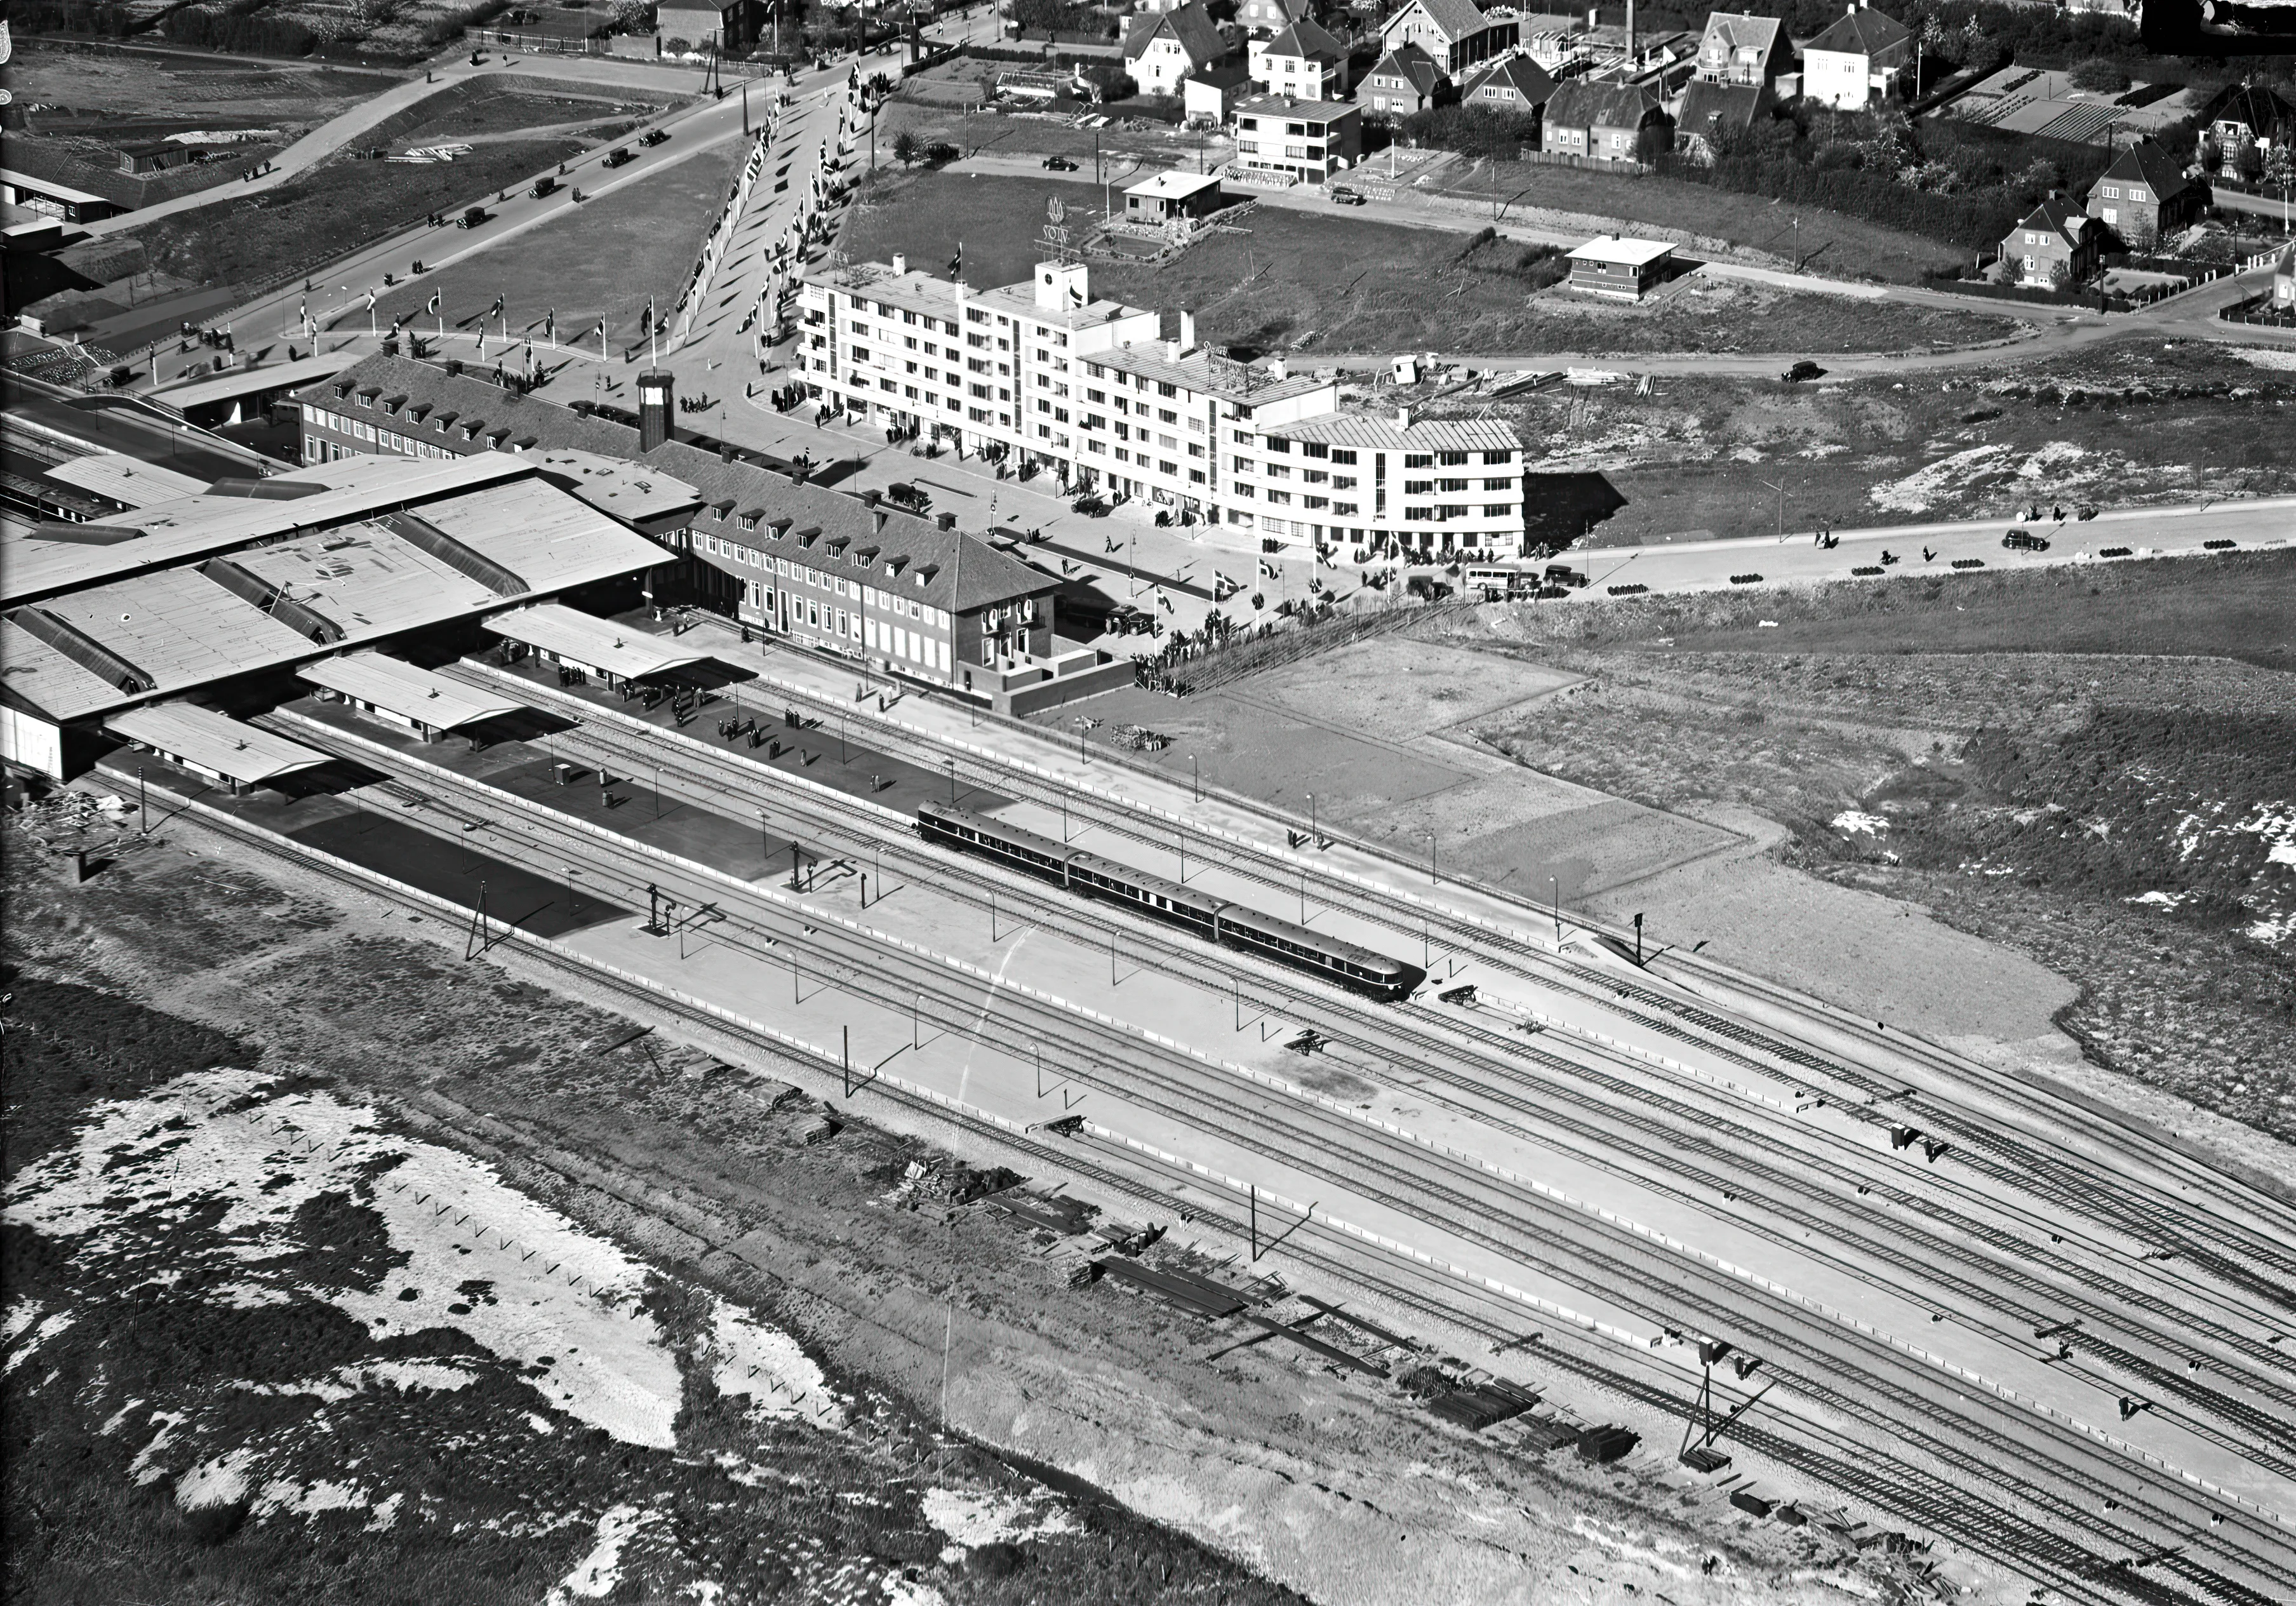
[2004,201,2104,288]
[1800,3,1910,111]
[2082,138,2210,248]
[1378,0,1515,77]
[1675,79,1770,164]
[1458,54,1558,117]
[1248,17,1350,100]
[1361,43,1446,116]
[1693,12,1786,87]
[1539,77,1671,163]
[1123,2,1230,95]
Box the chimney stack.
[1269,354,1288,380]
[891,253,907,275]
[937,511,957,530]
[1395,405,1414,430]
[1178,309,1196,350]
[637,369,674,453]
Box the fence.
[1508,147,1652,177]
[1148,598,1469,696]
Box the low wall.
[997,657,1136,716]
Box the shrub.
[2067,57,2130,93]
[162,4,317,53]
[3,0,137,36]
[1398,104,1540,162]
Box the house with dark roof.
[1123,2,1231,95]
[2201,83,2295,163]
[1234,0,1309,37]
[1675,79,1771,163]
[1801,3,1910,110]
[1694,12,1786,87]
[1361,42,1447,117]
[2083,138,2209,248]
[1248,17,1350,100]
[1458,55,1558,117]
[1540,77,1672,163]
[2003,201,2104,288]
[1378,0,1514,76]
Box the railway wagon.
[918,801,1422,1000]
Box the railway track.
[93,754,2289,1606]
[239,711,2296,1603]
[465,671,2296,1426]
[693,654,2296,1304]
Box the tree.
[2067,57,2130,93]
[2236,135,2266,185]
[2048,256,2072,291]
[664,33,691,52]
[2199,133,2224,175]
[891,128,921,166]
[2262,143,2296,229]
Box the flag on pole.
[949,241,963,278]
[544,307,555,343]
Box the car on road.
[1780,359,1825,383]
[1330,187,1366,205]
[458,206,488,229]
[1043,156,1078,171]
[530,177,558,199]
[2001,528,2050,551]
[601,146,633,169]
[1543,563,1589,589]
[639,128,669,147]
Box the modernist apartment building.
[1232,95,1364,185]
[798,257,1529,555]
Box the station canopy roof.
[152,352,363,413]
[103,702,330,786]
[41,453,213,510]
[481,603,716,680]
[295,652,528,731]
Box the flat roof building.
[1122,169,1227,222]
[1565,235,1678,300]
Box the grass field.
[1427,157,1968,285]
[1,41,398,121]
[361,75,684,154]
[1422,554,2296,1142]
[370,138,747,353]
[123,138,590,290]
[841,172,2017,357]
[1472,338,2296,542]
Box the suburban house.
[1539,77,1671,163]
[1360,43,1447,116]
[1234,0,1310,36]
[1674,79,1770,163]
[656,0,763,53]
[2201,83,2294,159]
[1458,54,1558,116]
[2082,138,2209,247]
[1378,0,1516,77]
[1800,3,1911,111]
[1693,11,1787,86]
[1232,93,1363,184]
[1248,18,1351,100]
[2003,201,2104,288]
[1123,2,1231,95]
[1566,236,1678,300]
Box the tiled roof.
[1543,77,1667,129]
[1698,12,1780,59]
[2094,138,2200,201]
[1804,6,1909,58]
[1367,43,1443,97]
[1386,0,1492,46]
[1460,54,1558,104]
[2013,199,2100,248]
[1125,2,1226,65]
[1678,79,1768,138]
[2201,83,2295,135]
[1271,413,1523,452]
[643,441,1057,615]
[290,352,646,461]
[1262,17,1342,60]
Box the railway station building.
[0,453,672,782]
[285,352,1130,712]
[798,257,1530,558]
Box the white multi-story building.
[799,257,1529,556]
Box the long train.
[918,800,1424,1001]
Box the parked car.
[1043,156,1078,171]
[2002,528,2050,551]
[1780,359,1825,383]
[884,482,930,512]
[601,146,634,169]
[1544,563,1589,588]
[1330,187,1366,206]
[639,128,669,147]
